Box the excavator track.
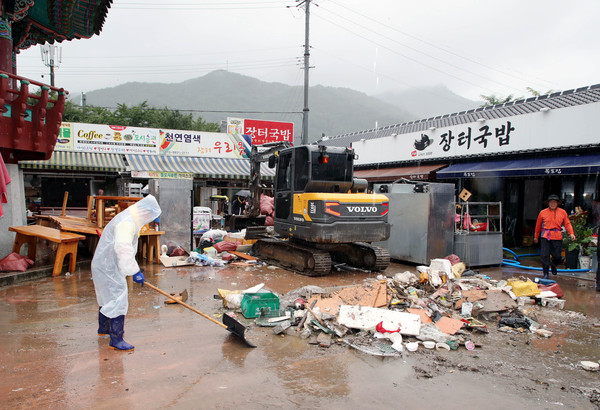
[253,238,390,275]
[369,244,391,272]
[318,242,391,272]
[252,238,332,277]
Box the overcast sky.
[16,0,600,104]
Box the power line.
[19,56,297,70]
[17,46,300,60]
[318,4,523,93]
[18,61,299,77]
[314,13,499,94]
[312,46,475,109]
[113,1,287,10]
[88,106,303,115]
[325,0,555,90]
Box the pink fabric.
[0,153,11,218]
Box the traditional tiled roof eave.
[9,0,113,52]
[320,84,600,148]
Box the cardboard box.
[224,236,256,245]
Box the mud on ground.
[1,261,599,409]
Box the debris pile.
[217,255,569,357]
[159,229,263,268]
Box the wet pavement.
[1,259,599,409]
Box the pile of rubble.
[218,255,567,357]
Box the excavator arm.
[247,141,292,218]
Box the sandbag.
[213,240,238,253]
[170,247,188,257]
[0,252,34,272]
[260,194,274,216]
[444,254,461,266]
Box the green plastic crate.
[241,292,279,318]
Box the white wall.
[355,101,600,165]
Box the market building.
[15,119,292,249]
[318,84,600,248]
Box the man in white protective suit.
[91,195,161,351]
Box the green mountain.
[83,70,418,142]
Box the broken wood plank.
[229,251,258,260]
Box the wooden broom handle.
[144,281,227,329]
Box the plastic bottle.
[154,217,160,231]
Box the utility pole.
[40,44,61,87]
[298,0,311,145]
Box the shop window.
[41,178,90,207]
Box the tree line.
[62,101,220,132]
[480,87,556,107]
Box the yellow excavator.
[248,142,391,276]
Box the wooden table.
[9,225,85,276]
[94,196,141,228]
[38,215,164,264]
[138,230,165,264]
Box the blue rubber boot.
[109,315,134,351]
[98,307,110,336]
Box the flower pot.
[578,255,592,270]
[565,249,579,269]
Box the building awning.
[437,154,600,179]
[126,155,275,180]
[19,151,127,172]
[354,164,447,182]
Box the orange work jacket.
[534,207,574,241]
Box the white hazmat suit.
[92,195,161,318]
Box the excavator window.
[276,152,292,191]
[294,147,309,191]
[310,151,352,182]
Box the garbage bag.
[260,194,275,216]
[444,254,461,266]
[200,229,228,243]
[0,252,34,272]
[187,251,225,267]
[498,317,531,329]
[213,241,237,253]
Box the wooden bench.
[9,225,86,277]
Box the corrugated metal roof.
[19,151,126,172]
[319,84,600,148]
[126,155,274,180]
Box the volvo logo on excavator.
[346,206,377,213]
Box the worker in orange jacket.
[534,194,575,279]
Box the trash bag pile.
[217,254,565,356]
[0,252,34,272]
[187,251,226,267]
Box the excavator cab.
[272,145,390,244]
